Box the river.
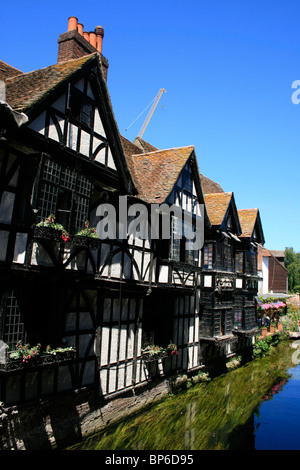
[69,340,300,451]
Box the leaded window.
[224,244,233,272]
[245,250,257,275]
[171,216,198,265]
[214,241,234,272]
[203,244,213,269]
[37,157,92,233]
[3,290,25,350]
[235,251,244,273]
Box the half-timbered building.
[198,191,265,367]
[121,140,208,376]
[199,191,241,364]
[0,15,265,424]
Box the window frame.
[35,156,92,234]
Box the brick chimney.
[57,16,109,80]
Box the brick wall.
[57,30,109,80]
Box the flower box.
[46,348,76,362]
[70,235,99,249]
[0,354,57,372]
[33,226,64,242]
[142,352,168,363]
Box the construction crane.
[137,88,166,139]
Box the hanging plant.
[167,341,178,356]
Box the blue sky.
[1,1,300,252]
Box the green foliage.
[285,247,300,267]
[9,341,41,363]
[142,342,178,357]
[259,295,286,303]
[283,311,300,331]
[75,221,98,238]
[36,214,69,241]
[36,214,66,232]
[285,247,300,292]
[45,345,75,355]
[253,337,273,358]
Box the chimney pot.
[77,23,84,35]
[89,31,97,48]
[68,16,78,31]
[95,26,104,53]
[83,31,89,41]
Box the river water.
[70,340,300,451]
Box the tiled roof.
[257,245,288,272]
[200,174,224,194]
[269,250,285,258]
[238,208,259,238]
[0,60,23,80]
[120,135,142,182]
[257,245,269,270]
[5,53,98,112]
[125,145,195,204]
[204,192,233,226]
[120,136,224,203]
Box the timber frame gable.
[238,208,265,244]
[5,53,135,195]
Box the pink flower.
[61,233,69,242]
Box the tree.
[285,247,300,292]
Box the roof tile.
[238,208,259,238]
[125,145,195,203]
[5,54,97,112]
[204,192,233,226]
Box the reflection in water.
[70,341,297,450]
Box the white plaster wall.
[13,233,28,264]
[80,130,90,156]
[67,123,78,151]
[28,111,46,135]
[94,109,106,137]
[262,256,269,294]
